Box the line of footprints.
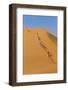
[37,32,56,64]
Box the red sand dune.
[23,28,57,74]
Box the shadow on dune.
[47,32,57,43]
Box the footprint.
[40,42,47,50]
[37,32,41,41]
[47,51,56,64]
[27,29,30,32]
[47,51,52,57]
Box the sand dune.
[23,28,57,74]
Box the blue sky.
[23,15,57,37]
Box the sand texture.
[23,28,57,74]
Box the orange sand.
[23,28,57,74]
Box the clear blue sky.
[23,15,57,37]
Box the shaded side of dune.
[47,32,57,43]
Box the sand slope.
[23,28,57,74]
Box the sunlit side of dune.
[23,28,57,74]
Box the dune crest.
[23,28,57,74]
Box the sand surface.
[23,28,57,74]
